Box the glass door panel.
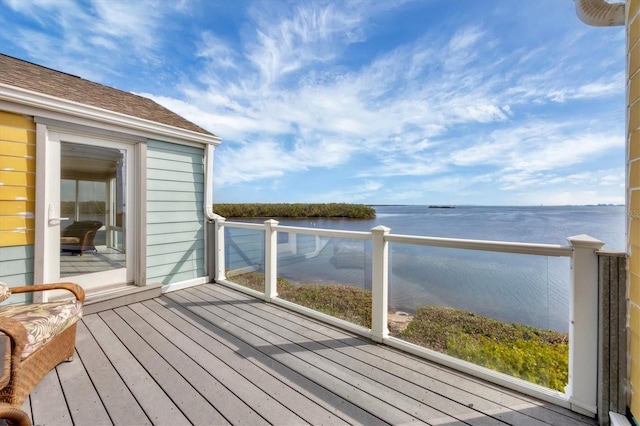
[59,142,128,286]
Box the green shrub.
[446,333,568,391]
[400,305,568,391]
[212,203,376,219]
[230,272,371,327]
[230,273,568,391]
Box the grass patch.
[230,272,372,327]
[228,272,568,391]
[400,306,568,391]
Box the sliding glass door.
[49,137,135,291]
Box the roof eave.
[0,83,221,146]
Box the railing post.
[371,225,390,343]
[567,234,605,416]
[214,216,226,281]
[264,219,279,301]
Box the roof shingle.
[0,54,213,136]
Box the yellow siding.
[631,130,640,160]
[630,272,640,306]
[0,126,36,144]
[0,111,35,248]
[0,186,32,201]
[630,0,640,418]
[633,0,640,24]
[0,141,36,158]
[0,231,33,246]
[0,217,34,231]
[633,14,640,51]
[0,156,33,173]
[0,171,35,187]
[0,201,36,216]
[632,160,640,189]
[0,111,33,129]
[632,100,640,133]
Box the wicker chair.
[0,282,84,410]
[60,220,102,255]
[0,403,30,426]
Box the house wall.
[146,140,206,285]
[0,110,35,287]
[629,0,640,417]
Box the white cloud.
[1,0,186,81]
[155,10,624,199]
[3,0,624,204]
[450,121,623,175]
[245,2,366,86]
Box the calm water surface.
[242,205,626,332]
[281,205,625,250]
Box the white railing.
[212,217,604,416]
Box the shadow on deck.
[24,283,597,425]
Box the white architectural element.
[566,234,605,415]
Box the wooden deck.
[24,284,597,425]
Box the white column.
[371,225,390,343]
[567,234,605,416]
[264,219,279,301]
[214,216,226,281]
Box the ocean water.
[243,205,626,332]
[282,205,625,250]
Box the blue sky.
[0,0,627,205]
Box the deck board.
[131,300,345,425]
[184,286,462,425]
[29,367,73,426]
[204,284,591,426]
[171,288,424,425]
[24,283,597,426]
[82,314,192,425]
[57,348,112,426]
[115,305,266,425]
[74,321,151,425]
[194,285,556,426]
[99,308,227,425]
[151,297,379,425]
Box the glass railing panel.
[276,233,372,328]
[389,243,570,392]
[223,226,266,292]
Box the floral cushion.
[0,301,83,358]
[0,283,11,303]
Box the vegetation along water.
[223,204,624,390]
[223,204,625,333]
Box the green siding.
[147,190,203,202]
[147,179,203,193]
[147,168,205,183]
[146,140,205,285]
[0,245,33,303]
[147,222,202,235]
[147,240,205,257]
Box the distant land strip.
[212,203,376,219]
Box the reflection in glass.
[389,243,569,391]
[60,142,126,277]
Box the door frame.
[34,123,145,300]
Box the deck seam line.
[165,290,394,425]
[207,283,593,425]
[185,286,443,425]
[77,318,153,425]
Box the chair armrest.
[9,283,85,303]
[0,402,32,425]
[0,317,27,369]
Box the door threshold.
[83,283,163,315]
